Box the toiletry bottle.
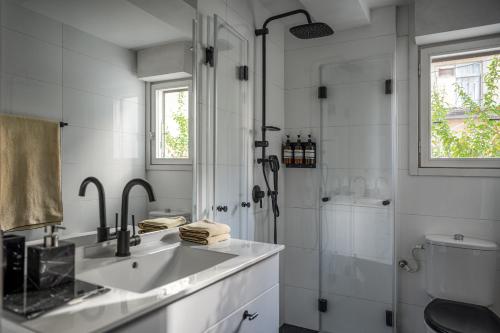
[305,134,315,166]
[283,135,293,165]
[294,135,304,165]
[28,225,75,290]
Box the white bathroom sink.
[77,245,237,293]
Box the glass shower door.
[212,15,249,239]
[319,56,395,333]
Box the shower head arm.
[260,9,312,31]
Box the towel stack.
[179,220,230,245]
[138,216,186,234]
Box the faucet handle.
[131,215,136,236]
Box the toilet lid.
[425,299,500,333]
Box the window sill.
[409,166,500,177]
[147,164,193,171]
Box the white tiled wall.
[396,5,500,332]
[0,0,147,240]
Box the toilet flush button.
[454,234,464,241]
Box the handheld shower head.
[290,22,334,39]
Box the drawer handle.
[243,310,258,321]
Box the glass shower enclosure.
[318,55,396,332]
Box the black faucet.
[116,178,156,257]
[79,177,113,243]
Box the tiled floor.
[280,324,318,333]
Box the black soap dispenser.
[27,225,75,290]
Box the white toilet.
[424,234,500,333]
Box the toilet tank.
[425,234,498,306]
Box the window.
[148,80,193,168]
[418,36,500,174]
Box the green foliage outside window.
[164,91,189,158]
[431,56,500,158]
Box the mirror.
[0,0,197,241]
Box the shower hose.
[262,155,280,244]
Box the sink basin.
[77,245,237,293]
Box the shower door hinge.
[318,298,328,312]
[318,86,327,99]
[385,310,393,327]
[385,79,392,94]
[238,65,249,81]
[205,46,214,67]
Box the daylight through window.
[430,49,500,159]
[154,85,190,160]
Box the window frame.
[146,79,193,170]
[416,36,500,175]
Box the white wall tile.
[2,0,62,45]
[284,286,319,330]
[396,36,409,81]
[284,246,319,290]
[62,25,136,71]
[398,124,409,170]
[396,80,409,125]
[147,170,193,200]
[63,48,144,102]
[284,207,318,249]
[398,171,500,220]
[2,27,62,84]
[284,87,320,129]
[396,5,410,37]
[0,74,62,119]
[284,168,320,209]
[397,303,426,333]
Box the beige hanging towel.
[0,115,63,231]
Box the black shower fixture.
[255,9,334,244]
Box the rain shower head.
[289,22,334,39]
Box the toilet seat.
[424,298,500,333]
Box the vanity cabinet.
[114,254,280,333]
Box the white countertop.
[3,230,284,333]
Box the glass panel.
[430,50,500,159]
[319,56,394,333]
[213,16,249,239]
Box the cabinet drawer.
[205,284,279,333]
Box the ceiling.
[18,0,195,50]
[260,0,410,31]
